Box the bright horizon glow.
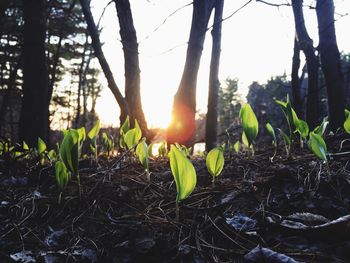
[92,0,350,128]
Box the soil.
[1,135,350,263]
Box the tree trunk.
[19,0,49,146]
[291,34,303,118]
[74,33,89,128]
[79,0,129,125]
[167,0,215,146]
[205,0,224,151]
[291,0,319,129]
[0,54,22,130]
[0,0,9,40]
[114,0,148,136]
[316,0,345,131]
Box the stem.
[77,174,81,199]
[58,192,62,205]
[212,175,216,187]
[146,170,151,182]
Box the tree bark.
[291,34,303,118]
[167,0,216,146]
[79,0,129,125]
[114,0,148,136]
[291,0,319,129]
[205,0,224,151]
[316,0,345,131]
[19,0,49,146]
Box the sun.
[95,87,173,129]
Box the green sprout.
[102,132,114,157]
[136,138,150,181]
[88,120,100,161]
[175,143,192,156]
[308,131,327,162]
[266,123,277,158]
[158,140,168,157]
[55,161,70,204]
[59,128,85,196]
[169,144,197,221]
[278,128,291,157]
[206,145,225,186]
[313,117,329,137]
[119,116,130,148]
[121,119,142,150]
[291,110,309,148]
[239,103,258,156]
[344,109,350,133]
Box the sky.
[91,0,350,128]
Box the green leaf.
[344,115,350,134]
[206,147,224,177]
[313,118,329,137]
[88,120,100,140]
[77,127,86,143]
[278,128,291,146]
[242,131,249,148]
[308,132,327,161]
[23,141,29,151]
[239,104,258,147]
[59,129,80,177]
[265,123,276,147]
[124,127,142,150]
[233,141,240,153]
[55,161,70,191]
[37,137,47,155]
[136,138,149,171]
[119,116,130,148]
[148,143,154,157]
[291,110,309,139]
[48,149,56,161]
[169,145,197,202]
[345,109,350,119]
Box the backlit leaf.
[206,147,224,177]
[169,145,197,201]
[239,104,258,147]
[308,132,327,161]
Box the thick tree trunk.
[19,0,49,146]
[114,0,148,136]
[291,34,303,118]
[316,0,345,131]
[291,0,319,129]
[167,0,215,146]
[205,0,224,151]
[79,0,129,125]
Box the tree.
[205,0,224,151]
[217,78,241,134]
[167,0,216,146]
[291,0,319,129]
[19,0,49,146]
[79,0,129,126]
[316,0,345,130]
[114,0,149,137]
[291,34,303,118]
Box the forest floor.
[1,134,350,263]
